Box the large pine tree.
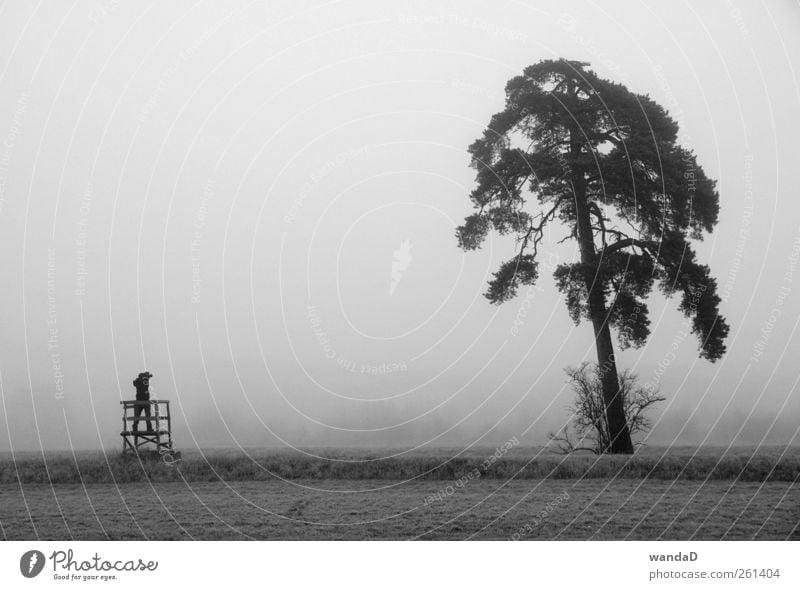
[457,59,729,454]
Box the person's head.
[138,371,153,386]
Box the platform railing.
[120,400,174,456]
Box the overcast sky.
[1,0,798,452]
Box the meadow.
[0,446,797,540]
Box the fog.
[1,0,798,452]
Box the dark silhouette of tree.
[457,59,729,454]
[548,363,666,454]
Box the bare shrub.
[549,362,666,454]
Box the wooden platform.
[120,400,175,457]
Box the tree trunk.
[589,301,635,454]
[574,201,635,454]
[567,90,635,454]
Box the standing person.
[132,371,154,433]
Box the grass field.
[2,445,798,484]
[1,480,797,540]
[0,446,797,540]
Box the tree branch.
[588,202,608,248]
[518,197,564,257]
[601,238,658,257]
[558,225,577,244]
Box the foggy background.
[1,0,798,452]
